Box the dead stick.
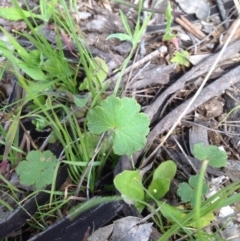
[145,64,240,158]
[145,39,240,121]
[175,16,206,39]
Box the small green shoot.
[157,201,185,224]
[158,199,215,228]
[16,150,58,190]
[190,212,215,229]
[87,95,150,155]
[162,3,191,67]
[32,116,48,132]
[106,0,153,95]
[177,174,209,207]
[170,50,190,67]
[163,2,176,41]
[114,161,177,212]
[80,57,108,91]
[0,31,47,81]
[177,143,227,206]
[106,9,133,43]
[0,7,42,21]
[193,143,227,167]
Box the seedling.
[177,174,209,207]
[114,160,177,212]
[147,160,176,200]
[170,50,190,67]
[177,143,227,206]
[106,0,154,95]
[163,2,176,41]
[106,10,134,43]
[161,2,191,67]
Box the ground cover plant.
[0,0,240,240]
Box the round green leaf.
[16,150,58,190]
[87,96,150,155]
[114,170,144,211]
[114,170,144,200]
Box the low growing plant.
[113,143,230,239]
[177,174,209,207]
[170,50,190,67]
[177,143,227,206]
[0,0,154,239]
[87,95,150,155]
[114,160,177,212]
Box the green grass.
[0,0,108,231]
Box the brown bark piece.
[146,64,240,146]
[129,64,174,89]
[145,39,240,121]
[222,19,240,44]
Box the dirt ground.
[1,0,240,240]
